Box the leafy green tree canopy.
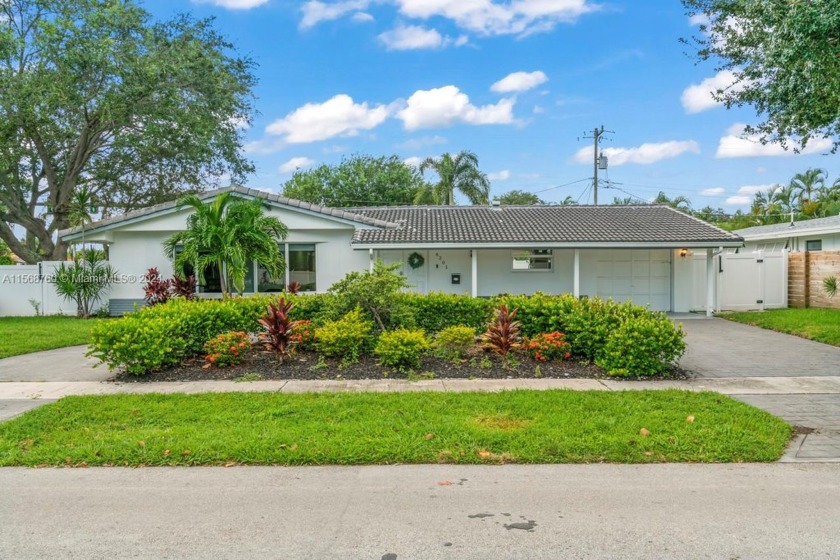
[0,0,256,263]
[281,155,427,207]
[682,0,840,152]
[497,190,543,205]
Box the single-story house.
[734,215,840,253]
[59,186,743,315]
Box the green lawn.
[0,390,791,466]
[722,308,840,347]
[0,316,104,359]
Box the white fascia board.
[352,241,744,250]
[741,226,840,241]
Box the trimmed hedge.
[89,291,685,376]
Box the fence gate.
[717,251,787,311]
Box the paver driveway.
[677,317,840,378]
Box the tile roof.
[60,186,398,238]
[735,214,840,238]
[348,205,743,246]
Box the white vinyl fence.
[0,261,94,317]
[692,251,787,312]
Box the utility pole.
[580,125,613,205]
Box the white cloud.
[688,13,710,26]
[700,187,725,196]
[265,94,390,144]
[351,11,374,23]
[300,0,371,28]
[681,70,744,113]
[378,25,445,50]
[300,0,598,37]
[715,123,833,158]
[194,0,269,8]
[574,140,700,166]
[397,85,515,130]
[488,170,511,181]
[403,156,423,168]
[395,0,599,36]
[724,184,776,206]
[532,105,544,114]
[491,70,548,93]
[279,157,316,173]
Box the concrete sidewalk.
[1,375,840,400]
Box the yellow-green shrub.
[375,329,430,370]
[314,308,373,363]
[433,325,476,360]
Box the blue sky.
[145,0,838,210]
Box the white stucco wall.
[105,205,369,304]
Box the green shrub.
[433,325,476,360]
[315,308,373,363]
[327,260,412,331]
[375,329,430,370]
[595,315,686,377]
[399,292,493,332]
[204,331,251,368]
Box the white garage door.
[594,249,671,311]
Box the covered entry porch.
[364,245,724,314]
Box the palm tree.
[414,151,490,205]
[68,186,97,254]
[652,191,692,212]
[163,192,288,296]
[790,168,827,215]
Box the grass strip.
[722,308,840,347]
[0,316,103,359]
[0,390,791,466]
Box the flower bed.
[89,276,686,378]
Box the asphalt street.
[2,464,839,559]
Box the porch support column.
[706,248,714,317]
[573,249,580,298]
[471,249,478,298]
[369,248,374,272]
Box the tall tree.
[682,0,840,152]
[414,151,490,205]
[163,193,287,296]
[0,0,256,263]
[281,155,426,207]
[497,190,543,205]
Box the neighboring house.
[59,186,743,315]
[735,215,840,253]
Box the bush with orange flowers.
[522,331,571,362]
[204,331,251,368]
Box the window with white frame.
[512,249,553,271]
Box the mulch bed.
[113,348,691,383]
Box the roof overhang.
[60,187,395,242]
[741,225,840,242]
[352,241,745,250]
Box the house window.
[288,243,317,291]
[806,240,822,252]
[512,249,553,271]
[174,249,223,293]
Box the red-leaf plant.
[257,297,304,361]
[172,274,197,300]
[480,304,522,356]
[142,268,173,306]
[286,280,301,294]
